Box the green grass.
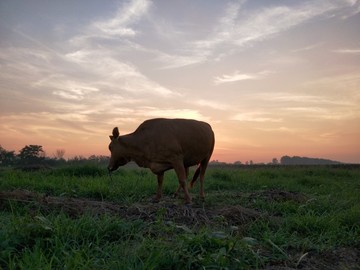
[0,165,359,269]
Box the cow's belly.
[183,159,200,168]
[183,152,208,167]
[149,162,173,174]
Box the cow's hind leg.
[190,165,200,188]
[174,167,189,198]
[199,159,210,201]
[173,162,191,204]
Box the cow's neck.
[121,134,148,167]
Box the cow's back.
[134,118,214,165]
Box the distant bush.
[14,164,53,172]
[52,164,106,177]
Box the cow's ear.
[112,127,120,138]
[109,135,114,141]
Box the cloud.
[291,43,323,53]
[63,0,179,98]
[192,1,244,51]
[302,73,360,96]
[92,0,150,38]
[232,112,282,123]
[195,100,229,110]
[340,0,360,18]
[333,48,360,55]
[283,107,326,113]
[0,112,94,137]
[282,106,359,120]
[139,108,207,120]
[214,73,256,84]
[262,93,354,106]
[70,0,151,46]
[64,47,177,97]
[0,0,184,142]
[157,1,244,68]
[33,74,100,100]
[216,1,351,48]
[214,70,271,85]
[159,0,356,68]
[11,28,61,55]
[255,126,296,133]
[156,52,208,69]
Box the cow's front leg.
[153,173,164,203]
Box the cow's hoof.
[184,200,192,206]
[150,197,160,203]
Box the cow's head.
[108,127,129,172]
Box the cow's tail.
[190,165,201,188]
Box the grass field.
[0,165,359,269]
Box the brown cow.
[108,118,215,204]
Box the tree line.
[1,144,343,168]
[279,155,341,165]
[0,145,109,167]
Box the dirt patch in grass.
[249,189,309,203]
[263,247,360,270]
[300,247,360,270]
[0,189,267,226]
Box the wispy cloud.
[158,0,357,69]
[255,126,296,133]
[33,74,100,101]
[232,112,282,123]
[156,52,208,69]
[214,70,271,85]
[93,0,150,37]
[302,73,360,96]
[62,1,178,98]
[157,1,244,68]
[340,0,360,18]
[216,1,352,48]
[66,48,176,97]
[140,107,207,121]
[292,43,323,53]
[70,0,151,46]
[214,73,256,85]
[195,100,229,111]
[333,48,360,55]
[192,1,244,52]
[282,106,359,120]
[262,93,355,106]
[12,28,61,56]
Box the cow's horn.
[112,127,120,138]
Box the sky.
[1,0,360,164]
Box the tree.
[18,145,45,164]
[272,158,279,165]
[280,155,292,165]
[88,155,110,164]
[54,149,65,160]
[0,145,16,166]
